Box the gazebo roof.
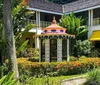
[42,17,66,33]
[34,17,75,39]
[42,17,66,34]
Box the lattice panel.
[45,39,50,62]
[57,39,62,62]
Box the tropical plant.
[0,65,4,78]
[0,72,18,85]
[60,12,87,40]
[90,48,100,57]
[23,48,39,57]
[84,69,100,85]
[73,40,93,57]
[12,1,35,57]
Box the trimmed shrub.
[17,58,100,79]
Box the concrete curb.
[62,76,86,82]
[62,76,87,85]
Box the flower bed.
[17,58,100,77]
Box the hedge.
[17,58,100,77]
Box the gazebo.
[34,17,75,62]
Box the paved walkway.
[62,77,87,85]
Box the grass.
[20,73,86,85]
[47,73,85,81]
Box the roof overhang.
[33,33,75,39]
[64,5,100,14]
[89,30,100,41]
[27,7,63,15]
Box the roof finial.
[52,16,56,24]
[53,16,55,20]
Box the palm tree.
[3,0,19,78]
[60,12,87,40]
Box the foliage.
[17,40,29,57]
[73,40,93,57]
[20,76,61,85]
[12,2,35,57]
[0,0,3,20]
[69,56,78,61]
[0,65,4,78]
[19,48,39,58]
[0,72,18,85]
[60,13,87,40]
[84,69,100,85]
[0,0,34,60]
[17,58,100,78]
[90,48,100,57]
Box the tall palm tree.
[3,0,19,78]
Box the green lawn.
[20,73,86,85]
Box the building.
[22,0,100,49]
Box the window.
[60,30,64,32]
[51,29,56,32]
[44,30,47,33]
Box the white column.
[88,9,93,26]
[45,39,50,62]
[67,38,69,61]
[88,10,91,39]
[88,10,91,26]
[88,10,93,39]
[57,39,62,62]
[39,39,41,62]
[35,11,40,49]
[36,11,40,27]
[91,9,93,26]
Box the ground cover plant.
[19,74,85,85]
[84,68,100,85]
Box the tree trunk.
[3,0,19,78]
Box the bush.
[84,69,100,85]
[73,40,93,57]
[18,58,100,79]
[22,48,39,57]
[89,48,100,57]
[70,56,78,61]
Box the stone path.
[62,76,87,85]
